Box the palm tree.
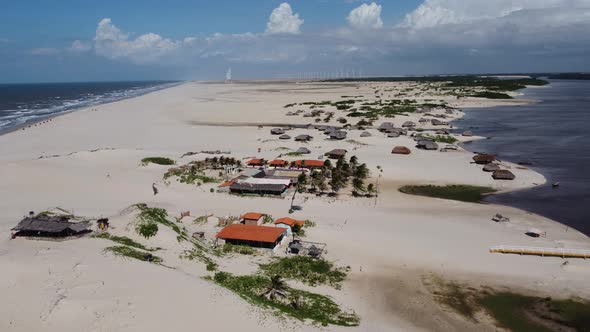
[262,275,288,301]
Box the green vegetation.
[93,232,156,251]
[141,157,175,166]
[181,248,218,271]
[193,215,209,224]
[399,185,496,203]
[104,246,162,263]
[284,151,304,157]
[259,256,350,289]
[420,134,458,144]
[275,146,292,151]
[345,139,368,146]
[223,243,256,255]
[213,272,359,327]
[134,204,189,241]
[471,91,512,99]
[432,279,590,332]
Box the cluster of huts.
[472,153,516,180]
[10,211,108,239]
[215,213,324,256]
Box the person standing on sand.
[152,183,158,196]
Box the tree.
[367,183,375,193]
[352,177,365,193]
[297,172,308,192]
[323,159,332,169]
[262,275,288,301]
[311,171,326,192]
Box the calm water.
[0,81,180,133]
[456,80,590,236]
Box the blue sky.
[1,0,589,83]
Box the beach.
[1,81,589,331]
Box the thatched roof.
[378,122,394,131]
[360,131,372,137]
[325,149,347,158]
[473,154,496,164]
[402,121,416,128]
[270,128,285,135]
[387,132,400,138]
[279,134,291,140]
[392,146,411,155]
[296,147,311,154]
[492,170,515,180]
[294,134,313,142]
[417,139,438,150]
[419,118,429,123]
[12,215,90,237]
[431,119,446,126]
[483,163,501,172]
[329,130,347,140]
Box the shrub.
[141,157,175,166]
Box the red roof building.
[269,159,289,167]
[274,217,305,228]
[247,158,266,166]
[240,212,264,225]
[216,224,287,249]
[293,160,325,169]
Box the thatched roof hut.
[329,130,347,140]
[473,154,496,164]
[483,163,501,172]
[270,128,285,135]
[296,147,311,154]
[279,134,291,140]
[402,121,416,128]
[492,169,515,180]
[431,119,446,126]
[417,140,439,150]
[419,118,429,123]
[325,149,347,159]
[378,122,394,132]
[360,131,372,137]
[392,146,411,155]
[387,132,400,138]
[12,215,91,238]
[294,134,313,142]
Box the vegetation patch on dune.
[431,279,590,332]
[213,272,359,327]
[104,245,162,263]
[134,203,189,241]
[141,157,175,166]
[93,232,158,251]
[260,256,350,289]
[223,243,256,255]
[399,185,496,203]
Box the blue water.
[0,81,180,133]
[455,80,590,236]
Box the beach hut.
[417,140,439,150]
[216,224,287,249]
[483,163,501,172]
[462,131,473,137]
[441,144,459,152]
[329,130,347,140]
[296,147,311,154]
[473,154,496,164]
[274,217,305,235]
[402,121,416,128]
[360,131,372,137]
[431,119,446,126]
[279,134,291,140]
[247,158,266,167]
[288,240,303,254]
[240,212,265,225]
[271,128,285,135]
[435,129,449,135]
[392,146,411,155]
[230,182,287,195]
[418,118,429,123]
[325,149,347,159]
[387,132,400,138]
[12,215,91,238]
[294,134,313,142]
[378,122,394,132]
[492,170,516,180]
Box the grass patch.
[104,245,162,263]
[92,233,157,251]
[275,147,292,151]
[223,243,256,255]
[284,151,304,157]
[259,256,349,289]
[141,157,175,166]
[345,139,368,146]
[134,203,189,241]
[422,134,458,144]
[471,91,512,99]
[213,272,359,327]
[399,185,496,203]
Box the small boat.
[552,182,560,188]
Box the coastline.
[1,80,588,332]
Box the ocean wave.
[0,81,180,131]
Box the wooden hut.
[230,182,287,195]
[378,122,394,132]
[329,130,347,140]
[296,147,311,154]
[360,131,372,137]
[402,121,416,128]
[392,146,411,155]
[492,170,516,180]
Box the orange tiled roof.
[247,158,265,165]
[269,159,288,166]
[274,217,304,227]
[216,224,286,243]
[293,160,324,168]
[241,212,264,220]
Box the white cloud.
[266,3,304,34]
[347,2,383,29]
[94,18,179,63]
[69,40,92,52]
[30,48,60,56]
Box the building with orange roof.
[274,217,305,235]
[240,212,264,225]
[269,159,289,167]
[293,160,325,169]
[246,158,265,166]
[216,224,287,249]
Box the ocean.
[456,80,590,236]
[0,81,180,133]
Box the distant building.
[240,212,264,225]
[216,224,287,249]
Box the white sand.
[1,81,589,332]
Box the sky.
[1,0,589,83]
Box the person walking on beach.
[152,183,158,196]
